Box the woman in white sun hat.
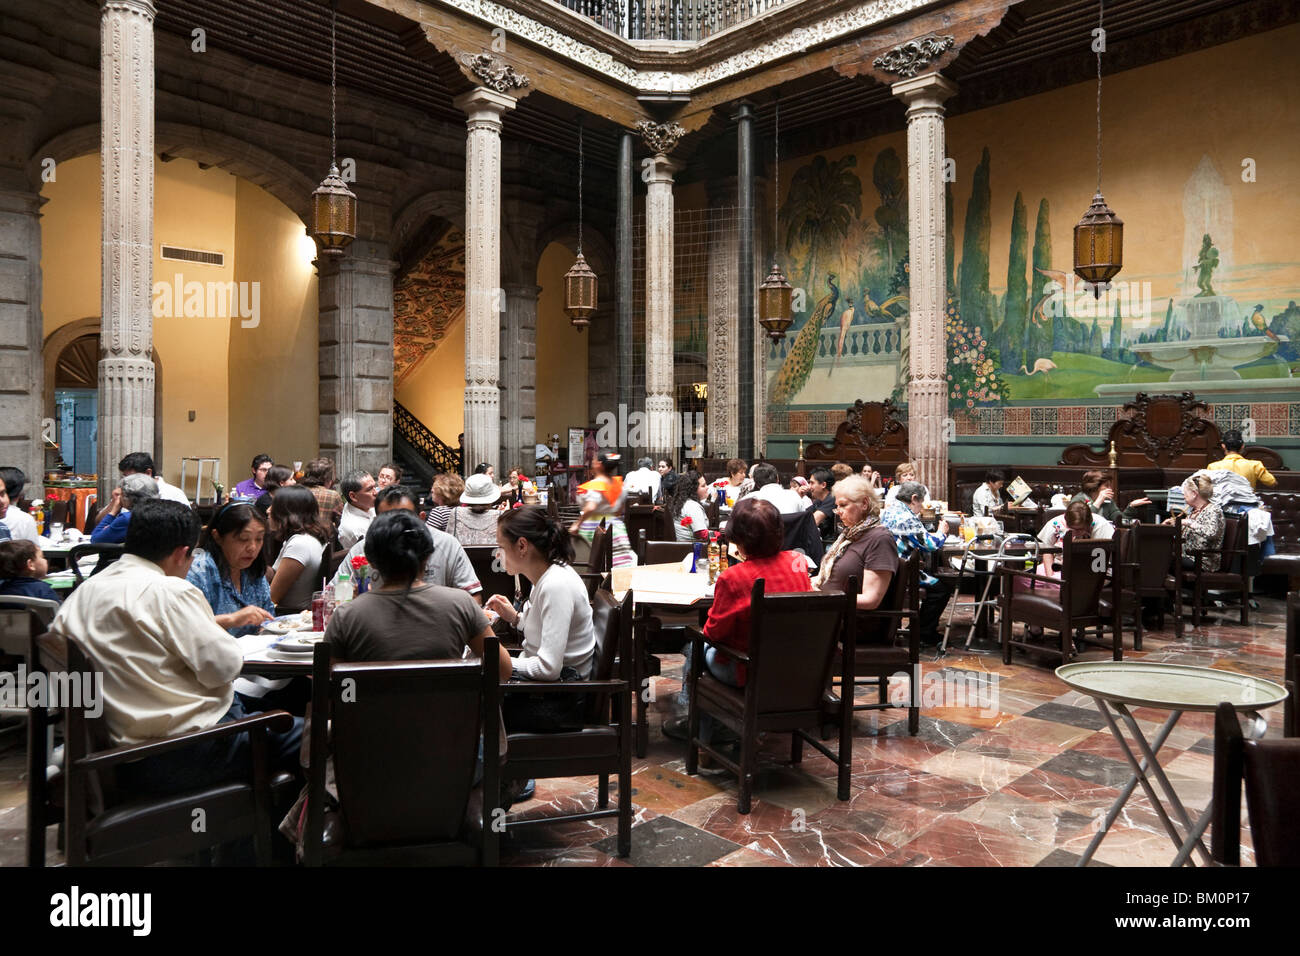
[447,472,505,546]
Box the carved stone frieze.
[873,34,956,78]
[458,52,530,94]
[637,120,685,156]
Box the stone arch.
[43,317,165,468]
[30,122,317,224]
[390,190,465,266]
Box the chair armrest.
[500,679,628,695]
[682,629,750,664]
[74,710,295,771]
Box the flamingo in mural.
[1019,357,1058,377]
[1029,266,1071,327]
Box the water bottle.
[335,567,353,602]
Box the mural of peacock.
[772,273,838,404]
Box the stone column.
[499,283,538,472]
[894,72,956,496]
[0,185,44,488]
[705,179,738,459]
[455,87,516,474]
[98,0,156,502]
[644,152,680,459]
[616,131,635,425]
[734,102,755,460]
[317,239,395,478]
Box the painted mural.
[764,25,1300,441]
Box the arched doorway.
[43,318,164,474]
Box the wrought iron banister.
[551,0,793,42]
[394,401,462,476]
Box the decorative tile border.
[767,402,1300,440]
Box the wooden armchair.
[63,638,297,866]
[837,552,921,735]
[1182,514,1250,628]
[304,638,502,866]
[464,545,533,606]
[998,535,1121,665]
[684,578,858,814]
[1211,701,1300,866]
[498,589,634,857]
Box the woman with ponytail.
[324,509,511,677]
[488,506,596,733]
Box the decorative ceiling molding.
[458,51,530,92]
[872,34,956,77]
[637,120,685,155]
[424,0,940,93]
[393,227,466,386]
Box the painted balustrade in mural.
[768,319,906,366]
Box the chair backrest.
[0,596,59,659]
[624,503,656,552]
[47,499,70,529]
[1213,701,1300,866]
[584,588,632,723]
[856,551,915,648]
[781,508,825,564]
[587,522,611,574]
[1060,534,1112,620]
[314,643,498,848]
[1131,522,1178,590]
[706,495,720,529]
[747,578,856,716]
[67,543,124,584]
[63,637,125,813]
[644,540,694,565]
[1220,514,1247,573]
[463,545,532,604]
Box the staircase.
[393,401,462,490]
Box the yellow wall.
[535,241,588,444]
[40,154,317,489]
[229,178,319,476]
[395,313,466,446]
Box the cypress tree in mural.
[960,147,993,343]
[1109,297,1124,360]
[1159,297,1174,342]
[872,147,906,270]
[1026,198,1054,364]
[1090,314,1103,356]
[1000,191,1029,372]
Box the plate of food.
[272,632,326,654]
[262,610,313,635]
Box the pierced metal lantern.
[311,164,357,256]
[757,259,794,341]
[564,252,598,330]
[1073,191,1123,295]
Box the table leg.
[632,608,649,759]
[1112,702,1213,866]
[1078,705,1182,867]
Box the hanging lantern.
[564,252,598,329]
[1073,192,1123,291]
[312,163,357,256]
[757,260,793,341]
[1072,0,1121,297]
[310,0,356,257]
[565,116,598,330]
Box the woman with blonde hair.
[427,473,464,532]
[1164,473,1225,570]
[813,475,897,627]
[883,460,927,509]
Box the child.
[0,539,59,605]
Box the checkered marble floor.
[0,596,1284,867]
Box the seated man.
[333,485,482,602]
[90,473,160,544]
[881,481,952,647]
[624,457,661,500]
[0,467,39,542]
[336,469,377,550]
[90,452,188,529]
[971,469,1007,518]
[807,467,837,547]
[48,499,303,796]
[233,454,274,499]
[1208,428,1276,491]
[747,463,811,516]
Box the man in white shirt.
[47,499,302,796]
[0,467,39,542]
[333,486,482,600]
[971,469,1007,518]
[748,463,810,515]
[337,469,377,550]
[624,457,661,501]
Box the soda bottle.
[33,500,44,537]
[707,533,721,584]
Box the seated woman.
[487,506,596,729]
[266,485,329,614]
[0,540,58,606]
[186,502,274,635]
[90,473,159,544]
[813,475,898,628]
[252,465,296,520]
[1017,500,1115,597]
[426,473,463,532]
[970,469,1007,518]
[671,469,710,543]
[448,473,505,546]
[325,509,510,673]
[1069,469,1151,524]
[883,460,927,509]
[718,458,752,508]
[1164,474,1225,571]
[860,462,884,490]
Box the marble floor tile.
[918,750,1038,791]
[591,815,741,866]
[1021,701,1110,731]
[954,791,1094,848]
[896,816,1056,867]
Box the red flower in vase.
[350,556,369,572]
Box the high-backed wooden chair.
[838,552,920,734]
[684,578,858,814]
[1212,700,1300,866]
[463,545,533,606]
[304,638,501,866]
[499,590,633,856]
[1182,514,1250,628]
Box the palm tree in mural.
[780,154,862,301]
[771,273,839,405]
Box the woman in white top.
[883,460,929,510]
[265,485,328,613]
[671,469,710,543]
[971,469,1007,517]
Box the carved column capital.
[458,52,530,95]
[637,120,685,157]
[891,72,958,111]
[875,35,956,79]
[101,0,156,18]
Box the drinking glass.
[49,522,64,542]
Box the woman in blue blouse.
[186,502,275,635]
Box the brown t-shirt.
[825,525,899,643]
[325,583,490,662]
